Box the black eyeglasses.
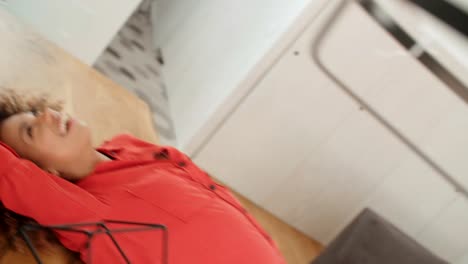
[18,220,168,264]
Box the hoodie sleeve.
[0,143,106,251]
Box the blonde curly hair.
[0,89,63,122]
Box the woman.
[0,90,286,264]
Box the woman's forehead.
[0,112,32,145]
[2,112,33,128]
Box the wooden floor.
[232,192,323,264]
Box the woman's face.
[0,108,97,180]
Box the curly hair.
[0,89,80,262]
[0,88,63,123]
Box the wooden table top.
[0,8,159,146]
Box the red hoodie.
[0,134,286,263]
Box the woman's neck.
[95,150,113,163]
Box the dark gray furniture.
[311,209,448,264]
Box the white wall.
[151,0,200,48]
[1,0,141,65]
[157,0,325,151]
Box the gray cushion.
[312,209,448,264]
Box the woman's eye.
[26,126,33,138]
[31,109,39,116]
